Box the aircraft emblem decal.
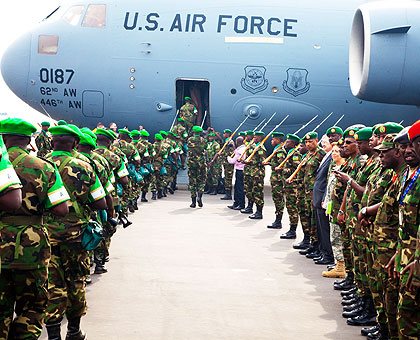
[283,68,310,97]
[241,66,269,94]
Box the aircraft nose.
[1,33,31,101]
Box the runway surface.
[40,189,363,340]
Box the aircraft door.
[82,90,104,117]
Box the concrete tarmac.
[40,189,364,340]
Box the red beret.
[408,119,420,141]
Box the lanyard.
[400,167,420,205]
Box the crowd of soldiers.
[1,96,420,340]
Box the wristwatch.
[361,207,367,216]
[338,210,344,215]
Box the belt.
[0,215,44,260]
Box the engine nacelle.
[349,1,420,105]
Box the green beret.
[326,126,343,136]
[118,129,131,136]
[223,129,232,134]
[41,121,51,127]
[67,124,83,138]
[208,133,216,137]
[286,134,301,143]
[79,133,96,148]
[168,131,177,138]
[245,130,255,136]
[343,128,359,139]
[304,132,318,140]
[374,134,396,151]
[0,118,36,136]
[192,126,203,133]
[177,118,185,122]
[140,130,150,137]
[108,130,118,140]
[271,132,284,138]
[185,96,192,101]
[354,127,373,141]
[159,130,168,137]
[130,130,141,137]
[373,122,404,136]
[238,132,246,137]
[80,127,97,141]
[95,128,116,141]
[57,120,67,126]
[49,125,80,137]
[254,131,265,136]
[155,133,163,141]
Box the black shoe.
[347,313,377,326]
[341,286,357,297]
[133,199,139,210]
[167,183,174,194]
[94,264,108,274]
[249,211,263,219]
[334,281,356,291]
[190,197,197,208]
[366,323,388,340]
[227,204,237,209]
[280,230,296,239]
[267,215,282,229]
[241,204,253,214]
[162,188,167,197]
[157,190,163,199]
[197,193,203,207]
[128,201,135,213]
[342,296,360,306]
[342,304,364,318]
[335,278,347,285]
[342,292,359,301]
[306,250,321,259]
[151,191,157,200]
[220,191,232,200]
[315,257,335,265]
[343,300,364,312]
[361,324,380,336]
[293,235,310,249]
[209,186,218,195]
[299,246,315,255]
[141,192,148,202]
[233,205,244,210]
[313,255,324,262]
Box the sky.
[0,0,61,125]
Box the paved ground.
[40,189,364,340]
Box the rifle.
[170,110,180,130]
[244,115,289,162]
[217,115,250,155]
[259,112,277,131]
[263,114,319,165]
[253,119,266,132]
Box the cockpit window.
[82,4,106,28]
[38,35,59,55]
[63,5,84,26]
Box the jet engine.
[349,1,420,105]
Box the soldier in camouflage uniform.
[135,130,155,202]
[151,133,171,200]
[112,129,140,213]
[179,97,198,134]
[45,125,107,340]
[166,131,181,193]
[130,130,142,206]
[159,131,177,197]
[171,118,188,169]
[0,119,69,340]
[205,132,221,195]
[35,121,52,158]
[243,131,267,220]
[265,132,286,228]
[187,126,207,208]
[241,131,256,214]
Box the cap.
[192,126,203,133]
[57,120,67,126]
[41,121,51,127]
[374,122,404,136]
[343,128,359,139]
[254,131,265,136]
[140,130,150,137]
[223,129,232,134]
[49,125,80,137]
[95,128,117,141]
[408,119,420,141]
[374,134,396,151]
[326,126,343,136]
[155,133,163,141]
[286,134,301,143]
[79,133,96,148]
[208,132,216,137]
[118,129,131,136]
[245,130,255,136]
[0,118,36,136]
[304,132,318,140]
[271,132,284,138]
[354,127,373,141]
[394,127,410,144]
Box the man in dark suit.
[311,137,334,265]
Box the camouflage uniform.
[280,149,301,226]
[302,147,326,242]
[179,102,197,133]
[295,152,307,233]
[270,146,286,218]
[135,140,155,194]
[187,135,207,197]
[243,142,255,204]
[206,140,221,187]
[164,138,180,188]
[151,140,170,193]
[171,123,188,155]
[1,147,68,339]
[395,166,420,339]
[45,151,106,326]
[220,138,235,193]
[35,130,52,158]
[246,143,266,208]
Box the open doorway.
[176,79,210,129]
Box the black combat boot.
[209,186,217,195]
[66,317,86,340]
[167,182,174,194]
[367,324,389,340]
[249,205,263,219]
[118,212,132,229]
[361,324,380,336]
[190,196,197,208]
[267,215,282,229]
[293,233,310,249]
[280,224,297,239]
[157,190,163,199]
[94,253,107,274]
[334,271,355,290]
[162,188,167,197]
[151,191,157,200]
[46,320,62,340]
[128,200,135,213]
[220,190,232,200]
[133,198,139,210]
[141,191,148,202]
[347,295,377,326]
[197,193,203,207]
[204,185,211,194]
[241,201,253,214]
